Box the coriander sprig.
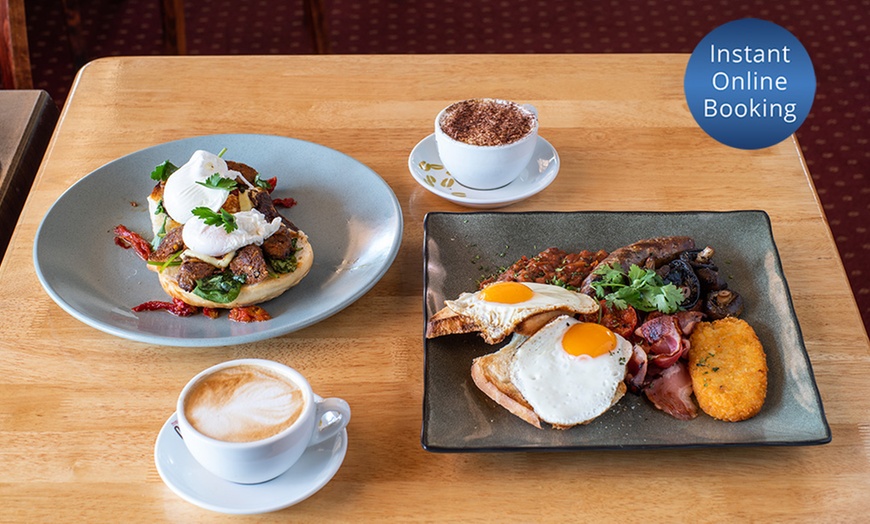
[590,262,684,314]
[150,160,178,182]
[196,173,238,191]
[191,206,237,233]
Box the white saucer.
[154,412,348,514]
[408,134,560,208]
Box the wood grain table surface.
[1,54,868,522]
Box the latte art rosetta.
[184,365,305,442]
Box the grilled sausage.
[579,236,696,295]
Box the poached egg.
[182,209,283,258]
[162,149,242,224]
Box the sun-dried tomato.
[272,197,297,208]
[264,176,278,193]
[113,224,152,260]
[229,305,271,323]
[202,307,220,319]
[132,298,199,317]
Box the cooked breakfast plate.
[34,134,403,347]
[422,211,830,451]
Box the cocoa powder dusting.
[440,99,535,146]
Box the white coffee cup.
[434,98,539,190]
[176,359,351,484]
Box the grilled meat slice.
[150,225,184,262]
[249,188,298,231]
[225,160,259,186]
[261,226,297,260]
[229,245,269,284]
[177,259,221,292]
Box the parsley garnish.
[590,262,684,314]
[196,173,238,191]
[191,207,237,233]
[151,160,178,182]
[254,175,273,190]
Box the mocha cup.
[175,358,350,484]
[434,98,539,190]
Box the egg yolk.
[479,282,535,304]
[562,322,618,358]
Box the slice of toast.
[471,319,628,430]
[470,334,542,428]
[426,307,570,344]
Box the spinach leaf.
[268,255,298,275]
[192,271,247,303]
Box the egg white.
[445,282,599,344]
[182,209,283,257]
[510,315,631,426]
[162,150,241,224]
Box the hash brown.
[688,317,767,422]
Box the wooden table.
[0,90,57,260]
[1,55,868,521]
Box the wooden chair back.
[0,0,33,89]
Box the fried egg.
[445,282,599,344]
[510,315,632,427]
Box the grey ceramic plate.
[35,134,403,347]
[422,211,830,451]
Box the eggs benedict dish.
[146,149,313,309]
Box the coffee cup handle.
[310,397,351,445]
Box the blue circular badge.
[684,18,816,150]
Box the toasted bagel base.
[148,233,313,309]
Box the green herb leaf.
[191,207,237,233]
[150,216,168,250]
[254,175,273,190]
[146,250,183,272]
[196,173,238,191]
[266,238,299,275]
[591,262,683,314]
[651,283,684,313]
[192,271,246,303]
[151,160,178,182]
[268,256,298,275]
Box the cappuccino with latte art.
[176,359,351,484]
[183,364,305,443]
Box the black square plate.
[422,211,830,452]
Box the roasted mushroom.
[680,247,728,291]
[704,289,745,319]
[659,258,701,310]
